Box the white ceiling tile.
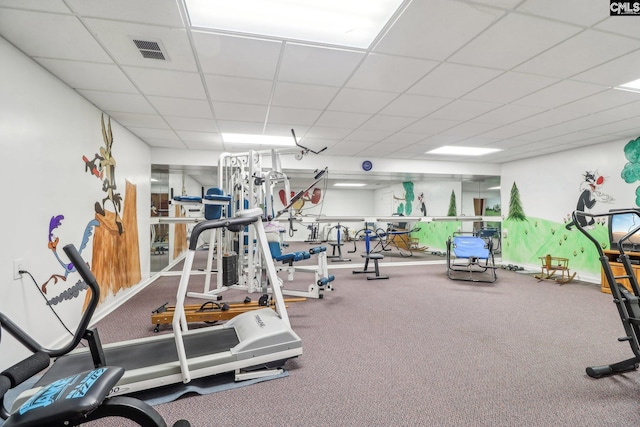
[271,82,339,109]
[595,16,640,39]
[343,130,392,142]
[83,19,197,71]
[557,89,640,114]
[374,0,504,60]
[515,30,640,79]
[379,94,452,118]
[182,139,224,150]
[517,0,606,26]
[0,9,110,62]
[106,112,169,129]
[403,118,460,134]
[572,50,640,87]
[304,127,352,139]
[409,63,503,98]
[593,100,640,119]
[36,59,137,92]
[279,43,365,86]
[328,88,398,114]
[585,118,640,135]
[143,138,187,149]
[512,109,586,128]
[473,104,544,125]
[463,72,559,104]
[0,0,70,12]
[216,120,264,134]
[147,96,212,118]
[267,106,323,126]
[449,13,582,69]
[315,111,371,129]
[326,141,371,156]
[205,75,273,105]
[263,124,309,137]
[358,115,417,132]
[204,75,272,104]
[193,32,282,80]
[346,53,438,93]
[428,100,502,121]
[124,67,206,98]
[175,130,217,144]
[513,80,607,109]
[440,122,499,138]
[78,90,155,114]
[126,126,179,139]
[65,0,183,26]
[212,102,267,122]
[380,133,429,147]
[164,116,218,132]
[477,124,536,140]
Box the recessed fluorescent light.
[334,183,366,187]
[487,186,500,190]
[426,146,502,156]
[185,0,405,49]
[614,77,640,94]
[222,133,295,146]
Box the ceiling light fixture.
[184,0,405,49]
[614,77,640,94]
[426,146,502,156]
[334,183,366,187]
[222,133,295,146]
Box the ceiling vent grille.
[132,39,167,61]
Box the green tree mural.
[447,190,457,216]
[621,136,640,206]
[403,182,414,216]
[507,182,526,221]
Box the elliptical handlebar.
[0,244,99,358]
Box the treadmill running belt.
[35,328,240,386]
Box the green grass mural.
[413,221,460,252]
[502,216,608,275]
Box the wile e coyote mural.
[42,114,141,308]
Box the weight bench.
[353,253,388,280]
[446,233,497,283]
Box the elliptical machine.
[568,209,640,378]
[0,244,190,427]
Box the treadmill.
[12,209,302,410]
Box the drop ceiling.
[2,0,640,189]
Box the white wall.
[0,37,151,369]
[501,140,630,223]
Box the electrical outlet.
[502,229,508,239]
[13,259,24,280]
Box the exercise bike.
[0,244,190,427]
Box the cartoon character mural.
[40,215,99,304]
[278,188,322,215]
[417,192,426,216]
[576,170,614,228]
[83,115,124,234]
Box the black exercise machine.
[568,209,640,378]
[0,244,189,427]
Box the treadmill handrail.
[189,216,259,250]
[0,244,100,358]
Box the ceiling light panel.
[185,0,405,49]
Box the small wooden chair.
[535,254,576,284]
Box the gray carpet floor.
[86,242,640,426]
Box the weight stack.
[222,252,238,286]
